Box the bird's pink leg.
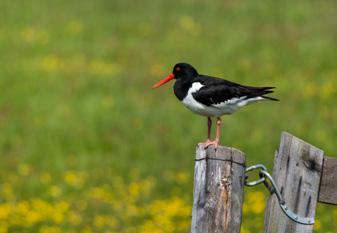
[207,117,212,142]
[214,117,221,146]
[202,117,221,148]
[200,117,212,145]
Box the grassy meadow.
[0,0,336,232]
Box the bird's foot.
[200,139,219,149]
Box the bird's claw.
[200,139,219,149]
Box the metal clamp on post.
[244,164,315,225]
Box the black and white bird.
[152,63,278,147]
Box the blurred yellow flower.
[64,171,85,188]
[51,201,69,224]
[150,64,165,77]
[175,172,189,184]
[239,58,252,72]
[41,55,61,72]
[0,203,11,219]
[0,223,8,233]
[18,164,31,176]
[25,210,42,226]
[68,211,82,225]
[102,95,114,109]
[32,199,51,212]
[141,197,190,233]
[67,20,84,35]
[245,191,265,214]
[88,60,120,76]
[128,182,141,199]
[314,219,321,230]
[21,27,49,44]
[48,185,62,198]
[89,186,113,203]
[1,183,14,200]
[39,226,61,233]
[303,82,316,98]
[94,215,109,229]
[17,201,30,216]
[179,16,201,35]
[40,173,52,184]
[241,226,251,233]
[81,226,93,233]
[320,81,335,100]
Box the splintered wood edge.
[281,131,323,153]
[318,156,337,205]
[196,144,246,166]
[281,131,324,169]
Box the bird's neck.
[173,79,193,100]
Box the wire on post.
[244,164,315,225]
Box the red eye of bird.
[175,67,181,72]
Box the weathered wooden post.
[318,156,337,204]
[264,132,324,233]
[191,144,246,233]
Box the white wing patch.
[182,82,205,113]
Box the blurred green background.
[0,0,336,232]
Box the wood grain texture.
[318,156,337,205]
[264,132,324,233]
[191,144,246,233]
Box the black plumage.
[191,75,278,106]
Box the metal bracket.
[245,164,315,225]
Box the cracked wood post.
[191,145,246,233]
[264,132,324,233]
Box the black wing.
[192,75,278,106]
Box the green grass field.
[0,0,336,232]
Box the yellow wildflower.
[175,172,189,184]
[68,211,82,225]
[88,59,120,76]
[81,226,93,233]
[25,210,42,226]
[64,171,85,188]
[40,55,61,72]
[89,187,113,203]
[21,27,49,44]
[320,81,335,100]
[40,173,52,184]
[1,183,14,200]
[18,164,31,176]
[94,215,109,229]
[179,16,201,35]
[0,203,12,219]
[39,226,61,233]
[303,82,316,98]
[246,191,265,214]
[67,20,83,35]
[16,201,30,216]
[48,185,62,198]
[314,219,321,230]
[101,95,114,109]
[150,64,165,77]
[0,223,8,233]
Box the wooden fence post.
[318,156,337,204]
[264,132,324,233]
[191,144,246,233]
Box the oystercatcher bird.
[152,63,278,148]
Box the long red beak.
[152,73,175,89]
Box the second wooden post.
[191,144,246,233]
